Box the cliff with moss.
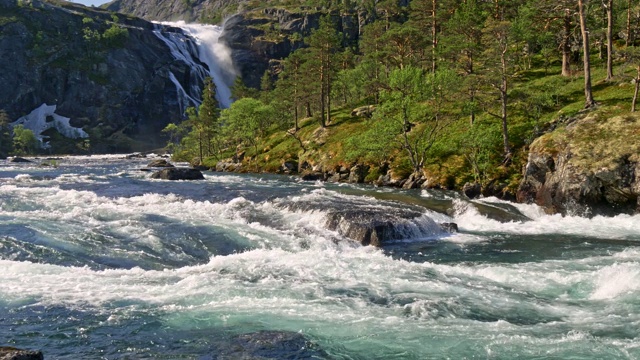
[0,0,202,153]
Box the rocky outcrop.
[0,347,43,360]
[151,167,205,180]
[517,113,640,215]
[0,0,203,153]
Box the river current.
[1,155,639,359]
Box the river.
[1,155,639,359]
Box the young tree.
[354,66,455,174]
[12,125,38,155]
[481,18,516,163]
[220,98,275,162]
[198,76,221,158]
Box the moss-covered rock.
[517,111,640,215]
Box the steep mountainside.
[0,0,203,152]
[104,0,244,23]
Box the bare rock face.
[517,113,640,215]
[0,1,203,153]
[0,347,43,360]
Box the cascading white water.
[153,21,237,111]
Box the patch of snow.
[10,104,89,148]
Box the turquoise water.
[1,155,639,359]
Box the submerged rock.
[0,347,43,360]
[218,330,327,359]
[151,168,204,180]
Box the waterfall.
[152,21,237,112]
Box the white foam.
[454,198,640,240]
[590,262,640,300]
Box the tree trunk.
[561,9,572,77]
[628,0,633,47]
[500,49,511,162]
[431,0,438,73]
[319,63,326,128]
[633,65,640,111]
[605,0,614,81]
[579,0,596,108]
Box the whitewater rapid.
[1,156,639,359]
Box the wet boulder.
[0,347,43,360]
[147,159,174,168]
[217,330,327,359]
[9,157,32,163]
[150,168,204,180]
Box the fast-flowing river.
[1,155,639,359]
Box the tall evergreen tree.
[306,15,342,128]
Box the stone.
[217,330,327,359]
[462,182,482,199]
[0,347,43,360]
[281,159,298,173]
[348,164,370,183]
[9,157,32,163]
[150,168,204,180]
[350,105,376,118]
[300,171,325,181]
[147,159,174,168]
[439,222,459,233]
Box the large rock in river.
[0,347,43,360]
[517,113,640,215]
[151,168,204,180]
[278,195,450,246]
[217,330,327,359]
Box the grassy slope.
[210,55,639,195]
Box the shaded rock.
[147,159,174,168]
[402,172,426,189]
[439,222,458,233]
[462,182,481,199]
[351,105,376,118]
[218,330,327,360]
[0,347,43,360]
[151,168,204,180]
[300,171,325,181]
[10,157,32,163]
[348,164,369,183]
[281,159,298,174]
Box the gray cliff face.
[0,0,202,152]
[105,0,245,22]
[517,114,640,216]
[220,9,366,88]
